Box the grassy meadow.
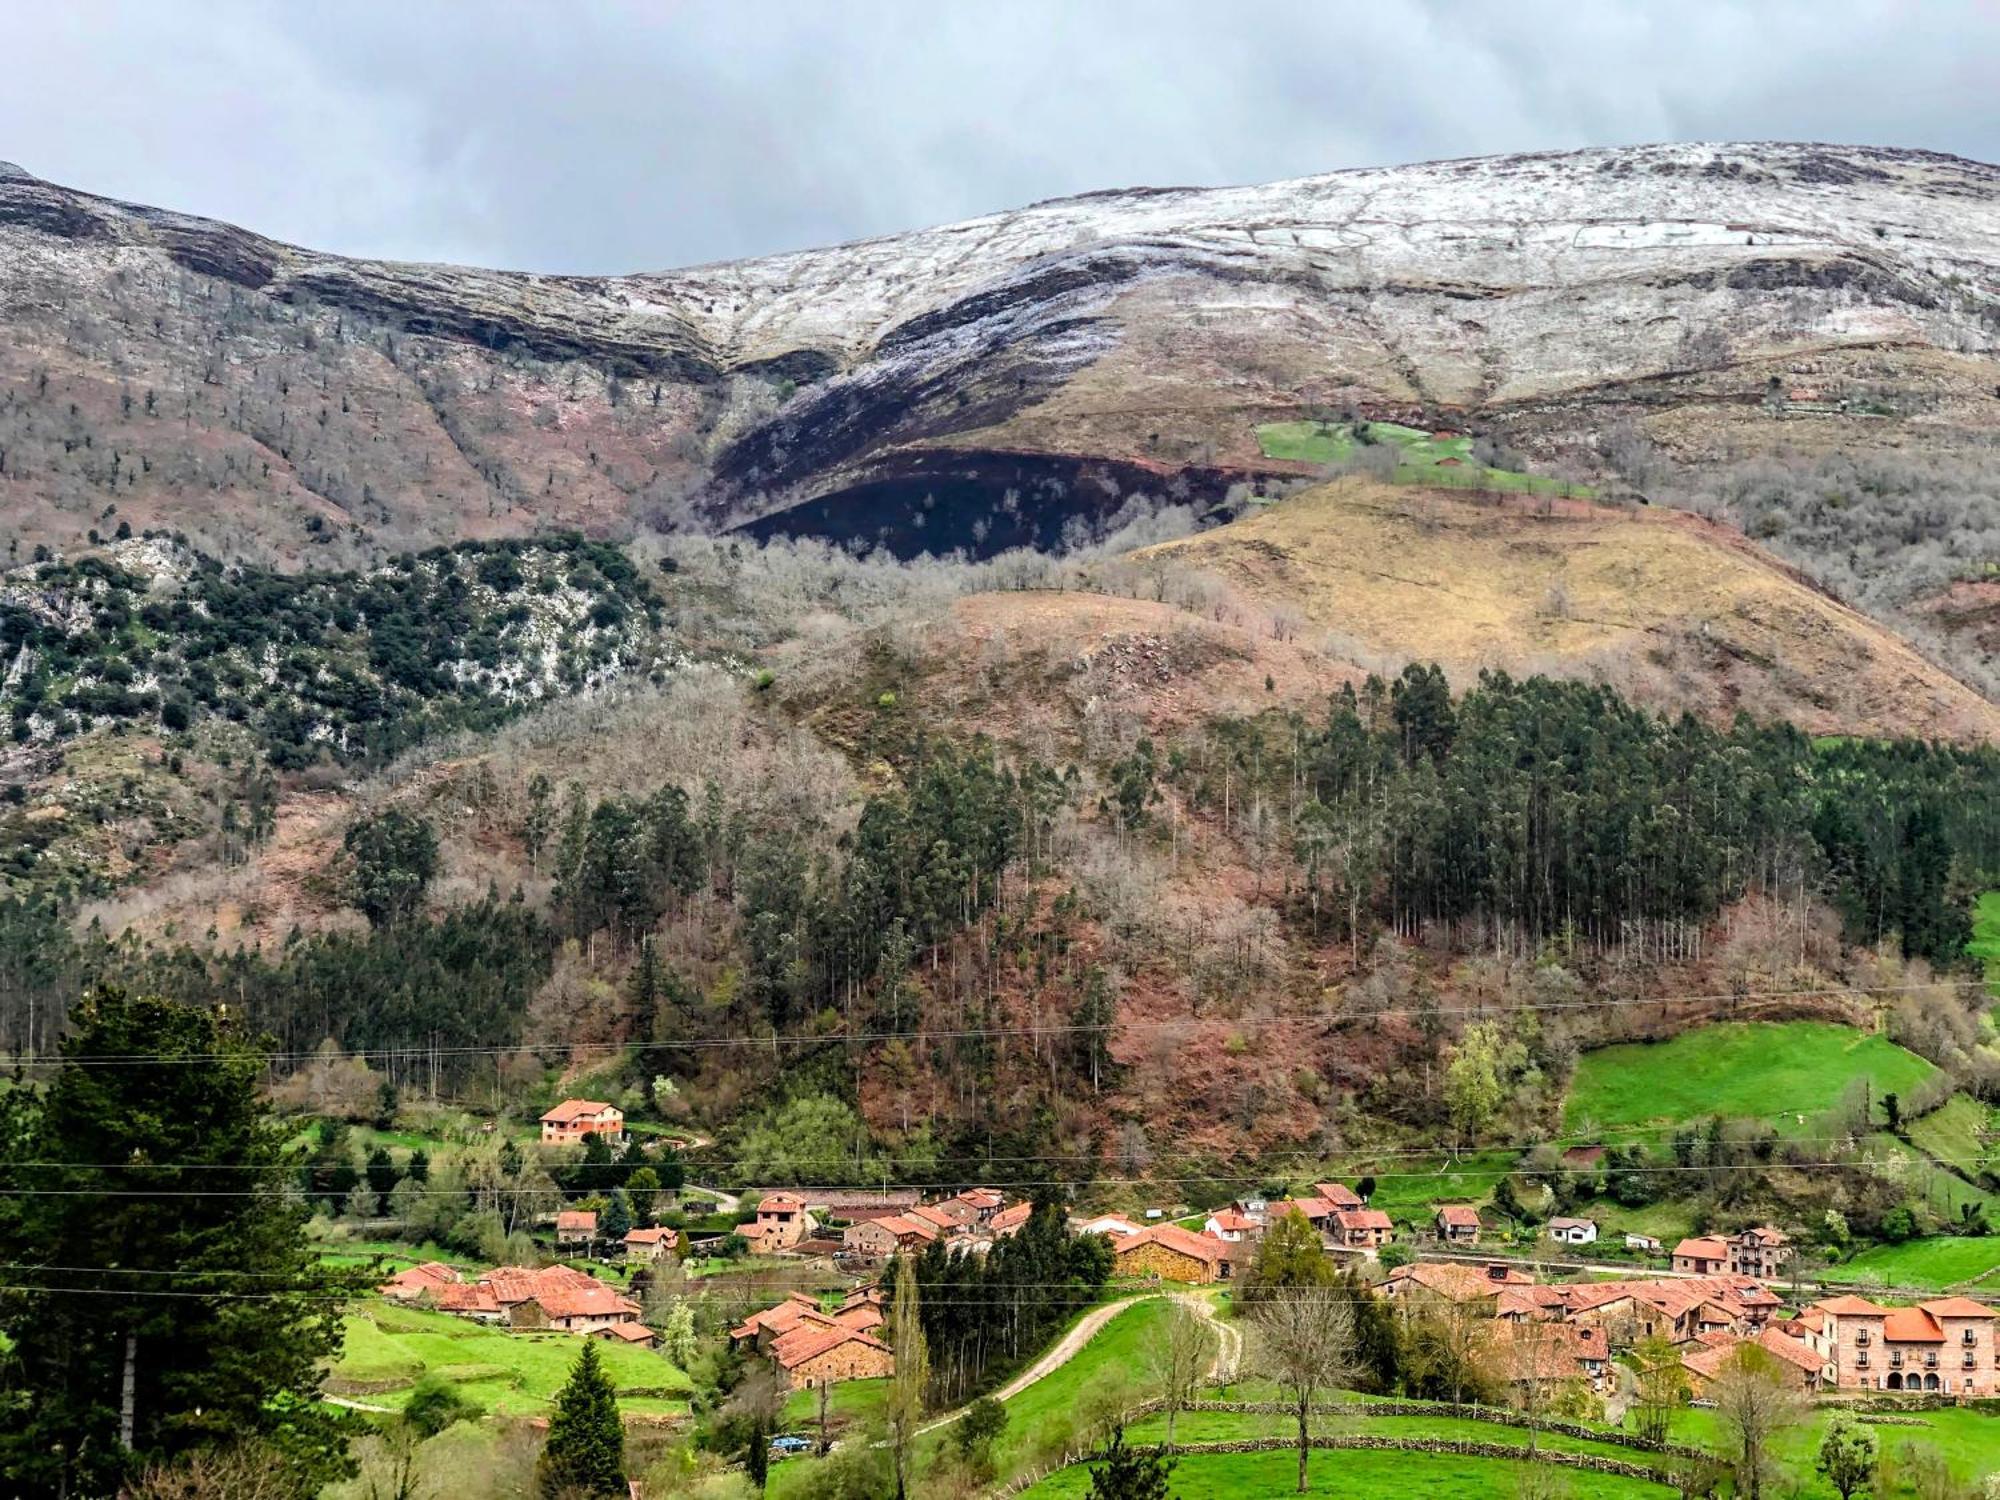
[1255,420,1588,496]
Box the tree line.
[1171,667,1996,962]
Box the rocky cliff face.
[0,143,1996,565]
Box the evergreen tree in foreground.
[1086,1426,1175,1500]
[0,988,363,1497]
[538,1340,626,1499]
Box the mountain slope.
[1139,479,2000,742]
[2,144,1997,565]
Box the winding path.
[918,1295,1157,1436]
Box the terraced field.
[330,1299,693,1419]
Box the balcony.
[1857,1353,1870,1369]
[1855,1330,1872,1346]
[1889,1352,1905,1368]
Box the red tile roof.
[536,1283,642,1322]
[1921,1297,2000,1319]
[1437,1206,1481,1228]
[624,1226,672,1246]
[1207,1209,1259,1233]
[595,1321,658,1343]
[1672,1237,1727,1261]
[380,1260,460,1296]
[907,1204,959,1231]
[771,1322,890,1371]
[434,1283,503,1316]
[1315,1182,1365,1209]
[758,1192,805,1211]
[1116,1223,1225,1268]
[1813,1294,1892,1318]
[541,1098,617,1123]
[1334,1207,1393,1232]
[989,1202,1033,1233]
[1883,1307,1945,1343]
[556,1210,598,1233]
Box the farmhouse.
[842,1214,938,1260]
[624,1225,673,1264]
[1625,1234,1662,1254]
[1547,1217,1598,1247]
[1727,1226,1793,1279]
[466,1264,642,1335]
[539,1098,625,1145]
[555,1210,597,1248]
[1491,1321,1614,1394]
[1435,1205,1482,1245]
[1670,1236,1729,1275]
[1111,1224,1227,1284]
[795,1187,921,1220]
[1682,1327,1826,1393]
[1204,1209,1260,1243]
[771,1323,895,1389]
[748,1192,815,1255]
[379,1261,460,1301]
[1327,1206,1393,1250]
[593,1321,659,1349]
[1315,1182,1366,1210]
[989,1201,1034,1238]
[1381,1261,1534,1306]
[432,1283,504,1320]
[1806,1294,2000,1394]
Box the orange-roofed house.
[539,1099,625,1145]
[1671,1236,1728,1275]
[1315,1182,1366,1211]
[1808,1294,2000,1393]
[989,1201,1034,1238]
[1436,1205,1482,1245]
[624,1225,674,1264]
[379,1261,460,1301]
[1382,1260,1533,1307]
[729,1292,825,1350]
[1204,1208,1261,1243]
[1683,1327,1826,1393]
[842,1214,938,1260]
[1491,1321,1614,1394]
[1111,1224,1227,1285]
[1328,1206,1393,1251]
[555,1210,598,1248]
[593,1321,659,1349]
[748,1192,815,1255]
[521,1281,644,1335]
[433,1283,505,1321]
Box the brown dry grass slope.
[1139,479,2000,743]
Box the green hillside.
[1564,1021,1937,1136]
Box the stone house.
[748,1192,815,1255]
[1726,1226,1792,1279]
[1806,1294,2000,1394]
[1435,1205,1481,1245]
[1110,1224,1226,1284]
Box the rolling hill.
[1136,478,2000,741]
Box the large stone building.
[1804,1295,2000,1394]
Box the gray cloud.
[5,0,1996,273]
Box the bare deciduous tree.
[1145,1298,1213,1451]
[1252,1285,1357,1494]
[1710,1344,1806,1500]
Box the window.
[1964,1329,1978,1345]
[1857,1352,1870,1368]
[1855,1329,1871,1345]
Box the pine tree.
[0,988,364,1497]
[537,1340,625,1499]
[1085,1426,1175,1500]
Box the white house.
[1548,1217,1599,1247]
[1625,1233,1663,1254]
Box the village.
[376,1099,2000,1415]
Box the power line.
[4,976,1987,1068]
[0,1157,1992,1197]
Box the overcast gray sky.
[6,1,1996,274]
